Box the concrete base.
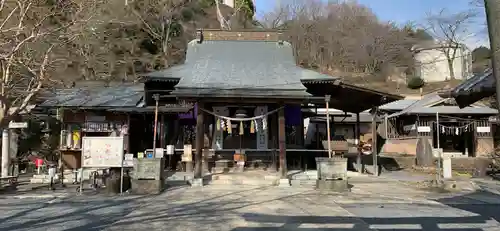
[278,178,291,187]
[131,179,164,195]
[316,179,349,192]
[184,162,193,172]
[189,178,204,187]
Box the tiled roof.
[448,69,495,108]
[379,99,418,111]
[39,84,143,108]
[143,30,335,97]
[170,40,332,92]
[386,91,497,117]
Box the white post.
[443,157,452,179]
[436,112,442,183]
[325,95,332,158]
[1,129,10,178]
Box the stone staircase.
[165,170,280,186]
[289,170,318,189]
[209,172,280,186]
[287,170,365,188]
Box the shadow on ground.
[0,194,150,231]
[1,184,500,231]
[229,190,500,231]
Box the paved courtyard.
[0,181,500,231]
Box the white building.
[412,41,472,82]
[222,0,256,10]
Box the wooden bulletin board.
[82,137,124,168]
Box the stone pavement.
[0,180,500,231]
[472,178,500,195]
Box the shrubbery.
[407,77,425,89]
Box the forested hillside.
[0,0,481,126]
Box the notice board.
[82,137,124,168]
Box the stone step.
[290,179,316,188]
[30,178,61,184]
[208,179,278,186]
[211,174,279,181]
[289,174,318,180]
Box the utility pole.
[484,0,500,109]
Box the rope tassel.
[250,120,255,133]
[239,121,244,135]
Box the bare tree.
[214,0,256,30]
[129,0,188,67]
[259,0,415,80]
[258,4,289,29]
[66,0,192,82]
[424,9,477,80]
[0,0,95,126]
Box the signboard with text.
[82,137,124,168]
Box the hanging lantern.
[234,108,247,118]
[41,120,51,133]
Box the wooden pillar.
[315,107,320,149]
[278,105,287,178]
[371,108,378,176]
[203,113,210,173]
[356,112,362,173]
[484,0,500,110]
[270,113,278,171]
[194,102,205,179]
[299,114,305,146]
[160,114,165,149]
[126,114,130,153]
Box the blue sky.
[254,0,479,24]
[254,0,488,47]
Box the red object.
[35,159,43,168]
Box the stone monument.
[416,137,433,166]
[315,157,349,192]
[131,158,165,194]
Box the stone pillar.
[194,102,205,179]
[278,106,287,179]
[1,129,9,177]
[131,158,164,194]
